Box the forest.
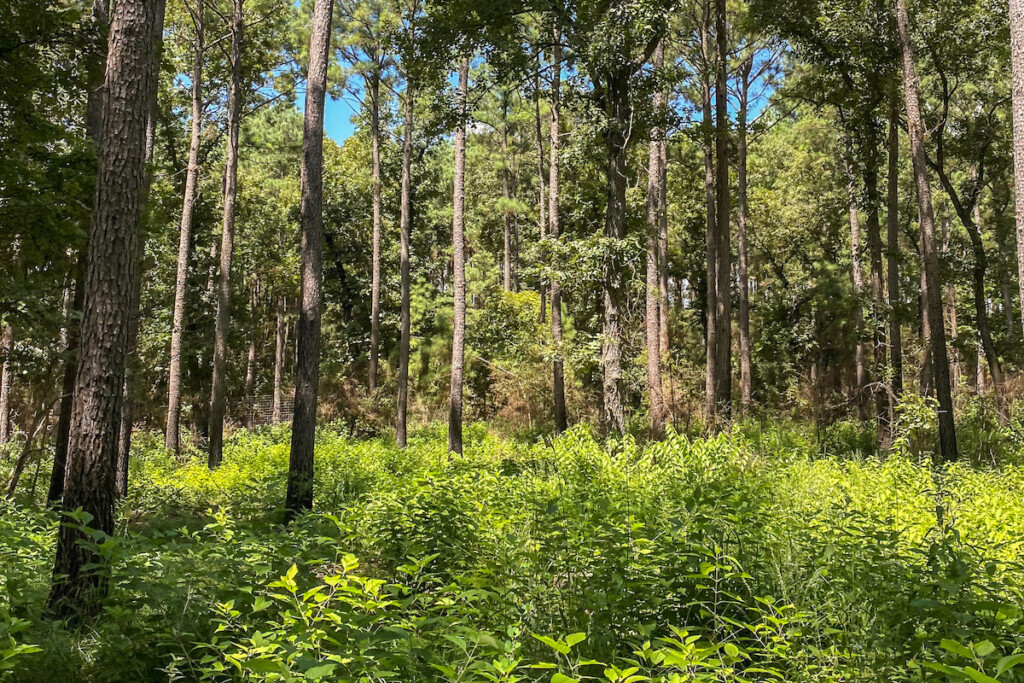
[4,0,1024,679]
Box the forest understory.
[3,411,1024,682]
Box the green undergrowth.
[3,420,1024,681]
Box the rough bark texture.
[737,56,753,409]
[448,60,470,455]
[208,0,244,468]
[942,212,960,389]
[396,82,414,448]
[550,27,567,435]
[47,0,161,618]
[285,0,332,520]
[502,90,514,292]
[165,2,205,455]
[863,154,890,436]
[273,294,286,423]
[712,0,732,416]
[896,0,958,462]
[244,281,258,423]
[600,74,628,436]
[1011,0,1024,346]
[368,71,382,393]
[886,100,904,400]
[0,325,11,446]
[534,74,548,323]
[645,41,667,440]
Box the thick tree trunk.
[448,59,470,455]
[208,0,244,468]
[713,0,732,416]
[895,0,958,462]
[645,41,667,440]
[886,99,904,400]
[396,82,414,448]
[737,56,753,409]
[368,71,382,393]
[0,325,11,447]
[1011,0,1024,347]
[601,77,629,436]
[273,294,286,423]
[285,0,332,520]
[165,4,204,455]
[550,27,567,435]
[848,176,869,421]
[701,1,719,422]
[47,0,161,618]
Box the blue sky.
[324,95,358,142]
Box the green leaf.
[962,666,999,683]
[998,654,1024,677]
[552,674,578,683]
[974,641,997,658]
[565,633,587,648]
[532,634,570,655]
[305,664,337,679]
[942,639,976,661]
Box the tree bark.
[895,0,958,462]
[0,325,11,447]
[448,59,470,455]
[701,0,719,421]
[1011,0,1024,348]
[244,280,258,425]
[368,70,382,393]
[273,294,286,423]
[208,0,244,467]
[47,0,161,618]
[863,153,890,435]
[712,0,732,416]
[886,98,903,400]
[848,174,869,421]
[645,40,667,440]
[534,72,548,323]
[549,26,567,435]
[165,0,205,455]
[941,211,960,390]
[396,81,414,448]
[737,56,752,409]
[285,0,333,520]
[502,90,514,292]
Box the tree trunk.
[920,244,933,396]
[285,0,333,520]
[116,0,164,497]
[1011,0,1024,348]
[895,0,958,462]
[941,211,960,390]
[165,2,205,455]
[368,71,382,393]
[549,26,567,435]
[848,174,869,420]
[0,325,11,447]
[448,59,470,455]
[886,98,903,400]
[534,72,548,323]
[502,90,513,292]
[645,41,667,441]
[396,81,414,448]
[737,56,753,409]
[244,281,258,426]
[701,0,719,422]
[47,0,161,618]
[600,73,629,436]
[273,294,286,423]
[208,0,244,468]
[863,154,890,436]
[712,0,732,416]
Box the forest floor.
[2,420,1024,681]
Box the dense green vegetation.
[4,414,1024,681]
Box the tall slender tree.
[165,0,206,455]
[645,40,667,440]
[284,0,333,519]
[448,58,470,455]
[895,0,957,462]
[712,0,732,416]
[47,0,163,617]
[0,325,11,446]
[549,25,567,435]
[208,0,245,468]
[737,54,753,408]
[1013,0,1024,344]
[886,96,903,400]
